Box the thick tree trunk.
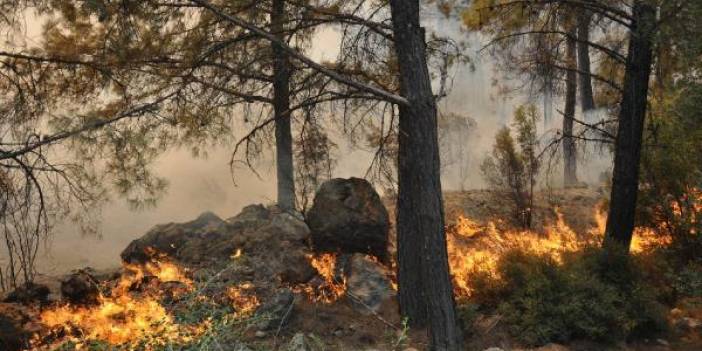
[389,1,461,350]
[603,1,656,252]
[271,0,295,211]
[564,29,579,187]
[577,11,596,114]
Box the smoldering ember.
[0,1,701,351]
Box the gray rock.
[260,212,311,243]
[343,254,394,315]
[255,289,296,331]
[121,204,315,267]
[121,211,227,263]
[61,270,100,305]
[306,178,389,261]
[287,333,310,351]
[226,204,270,229]
[279,249,316,284]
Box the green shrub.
[456,302,481,337]
[470,248,668,346]
[673,262,702,298]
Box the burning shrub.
[466,247,667,346]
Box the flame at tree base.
[446,208,673,298]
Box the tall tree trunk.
[389,1,461,350]
[603,1,656,252]
[271,0,295,211]
[577,10,596,113]
[564,28,579,187]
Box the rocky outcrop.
[121,211,228,264]
[121,206,313,281]
[306,178,389,261]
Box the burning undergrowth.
[444,208,673,299]
[30,248,279,350]
[293,253,347,304]
[33,250,202,349]
[8,188,696,350]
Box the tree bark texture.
[271,0,295,211]
[577,10,596,113]
[564,29,579,187]
[389,1,462,349]
[603,1,656,252]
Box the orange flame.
[228,283,260,316]
[294,253,347,303]
[446,208,670,298]
[37,251,200,349]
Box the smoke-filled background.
[30,6,611,275]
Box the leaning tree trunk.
[389,1,462,349]
[563,29,579,187]
[603,1,656,252]
[577,10,596,114]
[271,0,295,211]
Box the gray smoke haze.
[30,6,612,275]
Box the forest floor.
[1,187,701,351]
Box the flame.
[37,250,200,349]
[227,283,260,316]
[446,208,671,298]
[231,248,243,259]
[294,253,347,303]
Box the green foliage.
[673,262,702,299]
[639,81,702,263]
[469,248,668,346]
[455,302,480,337]
[481,104,541,228]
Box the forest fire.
[227,283,260,316]
[295,253,347,303]
[445,208,671,298]
[34,251,201,349]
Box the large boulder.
[306,178,389,261]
